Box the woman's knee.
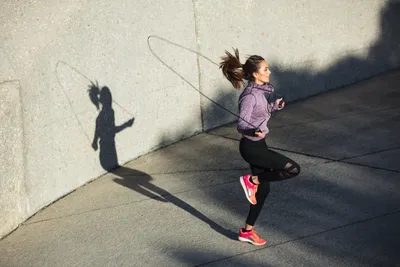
[293,162,301,175]
[284,161,301,177]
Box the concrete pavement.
[1,70,399,266]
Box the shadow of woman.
[89,83,134,171]
[112,167,237,240]
[88,82,236,240]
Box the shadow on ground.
[112,166,237,240]
[89,83,237,240]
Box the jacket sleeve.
[269,101,279,112]
[265,86,280,112]
[237,94,257,136]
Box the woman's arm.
[92,117,100,150]
[115,117,135,133]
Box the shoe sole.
[238,236,266,246]
[240,176,257,205]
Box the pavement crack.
[271,106,400,129]
[196,209,400,267]
[206,133,400,173]
[338,146,400,161]
[337,161,400,173]
[207,106,399,134]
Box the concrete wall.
[1,0,399,238]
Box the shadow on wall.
[271,2,400,103]
[202,88,239,130]
[88,82,135,171]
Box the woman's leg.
[245,165,271,229]
[251,148,301,183]
[240,137,300,183]
[238,165,270,246]
[238,138,300,242]
[242,150,300,231]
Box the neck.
[253,81,267,85]
[254,79,269,85]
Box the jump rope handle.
[278,98,284,109]
[255,128,262,134]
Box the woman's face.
[253,60,271,84]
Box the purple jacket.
[237,82,279,141]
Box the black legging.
[239,137,301,226]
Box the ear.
[252,72,259,80]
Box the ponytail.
[220,48,265,89]
[88,81,100,110]
[219,48,244,89]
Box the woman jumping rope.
[220,49,301,246]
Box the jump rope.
[147,35,283,131]
[55,35,283,144]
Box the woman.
[220,49,301,246]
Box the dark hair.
[88,82,112,109]
[219,48,265,89]
[88,81,100,110]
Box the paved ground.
[1,70,400,267]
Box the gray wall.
[1,0,399,238]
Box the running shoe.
[240,174,258,205]
[238,228,267,246]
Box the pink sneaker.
[238,228,267,246]
[240,174,258,205]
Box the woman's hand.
[255,131,265,138]
[127,117,135,127]
[276,98,285,110]
[92,141,98,151]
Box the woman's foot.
[240,174,258,205]
[238,228,266,246]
